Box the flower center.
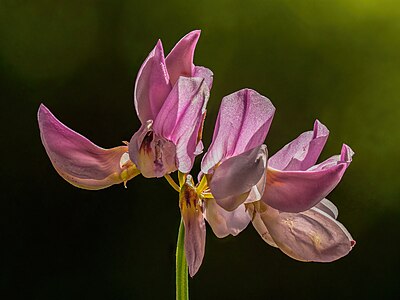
[138,126,177,178]
[180,175,204,218]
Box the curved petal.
[259,205,355,262]
[193,66,213,90]
[154,76,209,173]
[128,123,149,170]
[179,180,206,277]
[209,145,268,211]
[262,144,354,213]
[247,202,278,247]
[204,199,251,238]
[309,144,354,171]
[134,40,171,123]
[269,120,329,171]
[315,198,338,219]
[246,171,267,203]
[38,104,139,189]
[201,89,275,174]
[165,30,200,86]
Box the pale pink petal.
[209,145,267,211]
[308,144,354,171]
[154,76,209,173]
[194,140,204,156]
[128,122,177,178]
[134,40,171,123]
[204,199,251,238]
[165,30,200,86]
[269,120,329,171]
[259,205,355,262]
[38,104,138,189]
[193,66,213,89]
[201,89,275,174]
[184,213,206,277]
[128,123,149,170]
[315,198,338,219]
[262,145,354,213]
[246,201,278,247]
[180,180,206,277]
[246,171,267,203]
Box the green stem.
[176,218,189,300]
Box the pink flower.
[129,30,212,178]
[179,88,275,276]
[38,30,355,278]
[38,30,212,189]
[193,88,355,269]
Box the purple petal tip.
[155,39,164,52]
[341,144,354,162]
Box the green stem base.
[176,218,188,300]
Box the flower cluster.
[38,30,355,277]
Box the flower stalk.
[176,218,189,300]
[165,174,180,192]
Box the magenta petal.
[193,66,213,90]
[209,145,267,211]
[201,89,275,174]
[269,120,329,171]
[38,104,135,189]
[165,30,200,86]
[260,205,355,262]
[134,40,172,123]
[154,76,209,173]
[204,199,251,238]
[262,145,354,213]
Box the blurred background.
[1,0,399,299]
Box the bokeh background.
[1,0,399,299]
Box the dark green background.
[1,0,399,299]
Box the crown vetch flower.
[198,88,274,238]
[38,31,212,189]
[176,89,274,276]
[201,89,275,211]
[195,89,355,264]
[129,31,212,178]
[38,29,356,285]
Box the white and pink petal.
[165,30,200,86]
[268,120,329,171]
[201,89,275,174]
[153,76,209,173]
[204,199,251,238]
[208,145,267,211]
[255,204,355,262]
[134,40,172,123]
